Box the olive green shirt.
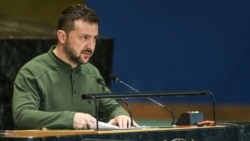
[12,46,129,129]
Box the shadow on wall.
[0,73,13,129]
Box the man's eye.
[82,36,88,40]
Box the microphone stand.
[97,78,134,127]
[119,98,134,127]
[111,75,176,126]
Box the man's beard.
[64,41,82,64]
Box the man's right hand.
[73,112,96,129]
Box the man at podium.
[12,4,136,130]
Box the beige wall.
[0,0,84,26]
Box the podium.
[0,125,241,141]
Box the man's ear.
[57,30,66,43]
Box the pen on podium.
[96,78,134,127]
[110,74,176,127]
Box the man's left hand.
[108,115,131,128]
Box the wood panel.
[121,102,250,121]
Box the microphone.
[97,78,115,93]
[110,74,176,126]
[96,78,134,126]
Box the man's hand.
[108,115,139,128]
[73,112,96,129]
[108,115,130,128]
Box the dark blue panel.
[87,0,250,104]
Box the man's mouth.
[82,49,93,56]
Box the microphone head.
[110,74,120,83]
[96,78,105,85]
[82,94,91,99]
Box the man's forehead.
[71,20,98,35]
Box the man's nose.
[86,38,96,49]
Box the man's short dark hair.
[57,4,99,34]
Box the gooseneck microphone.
[96,78,134,126]
[97,78,115,93]
[110,74,176,126]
